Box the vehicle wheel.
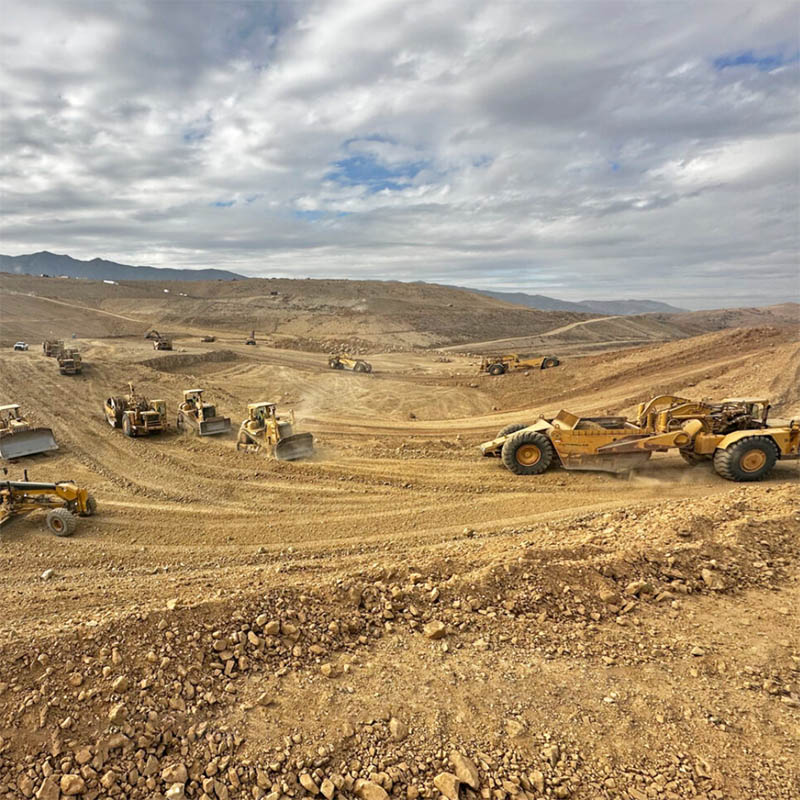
[176,414,184,431]
[501,431,555,475]
[354,362,366,373]
[488,364,505,376]
[542,357,560,368]
[680,450,708,466]
[122,417,134,437]
[46,508,77,537]
[713,436,778,482]
[80,495,98,517]
[497,423,529,439]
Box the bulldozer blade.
[560,452,652,474]
[0,428,59,460]
[198,417,232,436]
[275,433,314,461]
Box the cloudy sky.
[1,0,798,307]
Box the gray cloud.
[0,0,798,308]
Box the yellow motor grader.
[328,353,372,373]
[0,469,97,536]
[480,353,560,376]
[236,402,314,460]
[104,383,168,436]
[176,389,231,436]
[481,395,799,482]
[0,405,59,459]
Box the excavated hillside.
[0,280,798,800]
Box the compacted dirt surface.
[0,278,798,800]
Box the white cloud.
[0,0,798,307]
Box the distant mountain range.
[0,251,243,281]
[1,251,685,315]
[458,287,685,315]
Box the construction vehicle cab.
[480,353,560,375]
[177,389,231,436]
[237,402,314,460]
[0,405,59,460]
[328,353,372,373]
[13,342,28,351]
[481,394,799,482]
[0,470,96,536]
[104,384,168,436]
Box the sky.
[0,0,798,309]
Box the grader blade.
[274,433,314,461]
[0,428,59,460]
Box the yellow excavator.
[0,469,97,536]
[236,402,314,460]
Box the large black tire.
[542,357,560,369]
[354,362,366,373]
[46,508,77,537]
[713,436,778,482]
[501,430,555,475]
[176,414,184,431]
[80,495,98,517]
[497,423,529,439]
[122,416,134,438]
[488,363,506,376]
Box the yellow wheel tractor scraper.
[0,470,97,536]
[236,402,314,461]
[480,353,560,376]
[104,383,168,436]
[328,353,372,373]
[0,405,59,460]
[481,395,799,482]
[176,389,232,436]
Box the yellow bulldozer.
[57,348,83,374]
[176,389,232,436]
[480,353,560,375]
[0,469,96,536]
[0,405,59,459]
[236,402,314,460]
[328,353,372,373]
[104,383,168,436]
[481,395,799,482]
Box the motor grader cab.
[0,405,59,460]
[328,353,372,373]
[0,469,96,537]
[104,383,168,436]
[236,402,314,460]
[176,389,231,436]
[481,394,799,482]
[42,339,64,357]
[57,348,82,374]
[480,353,560,375]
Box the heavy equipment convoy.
[481,395,799,482]
[328,353,372,373]
[0,470,96,536]
[176,389,231,436]
[0,405,59,459]
[480,353,560,375]
[104,384,168,436]
[236,402,314,460]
